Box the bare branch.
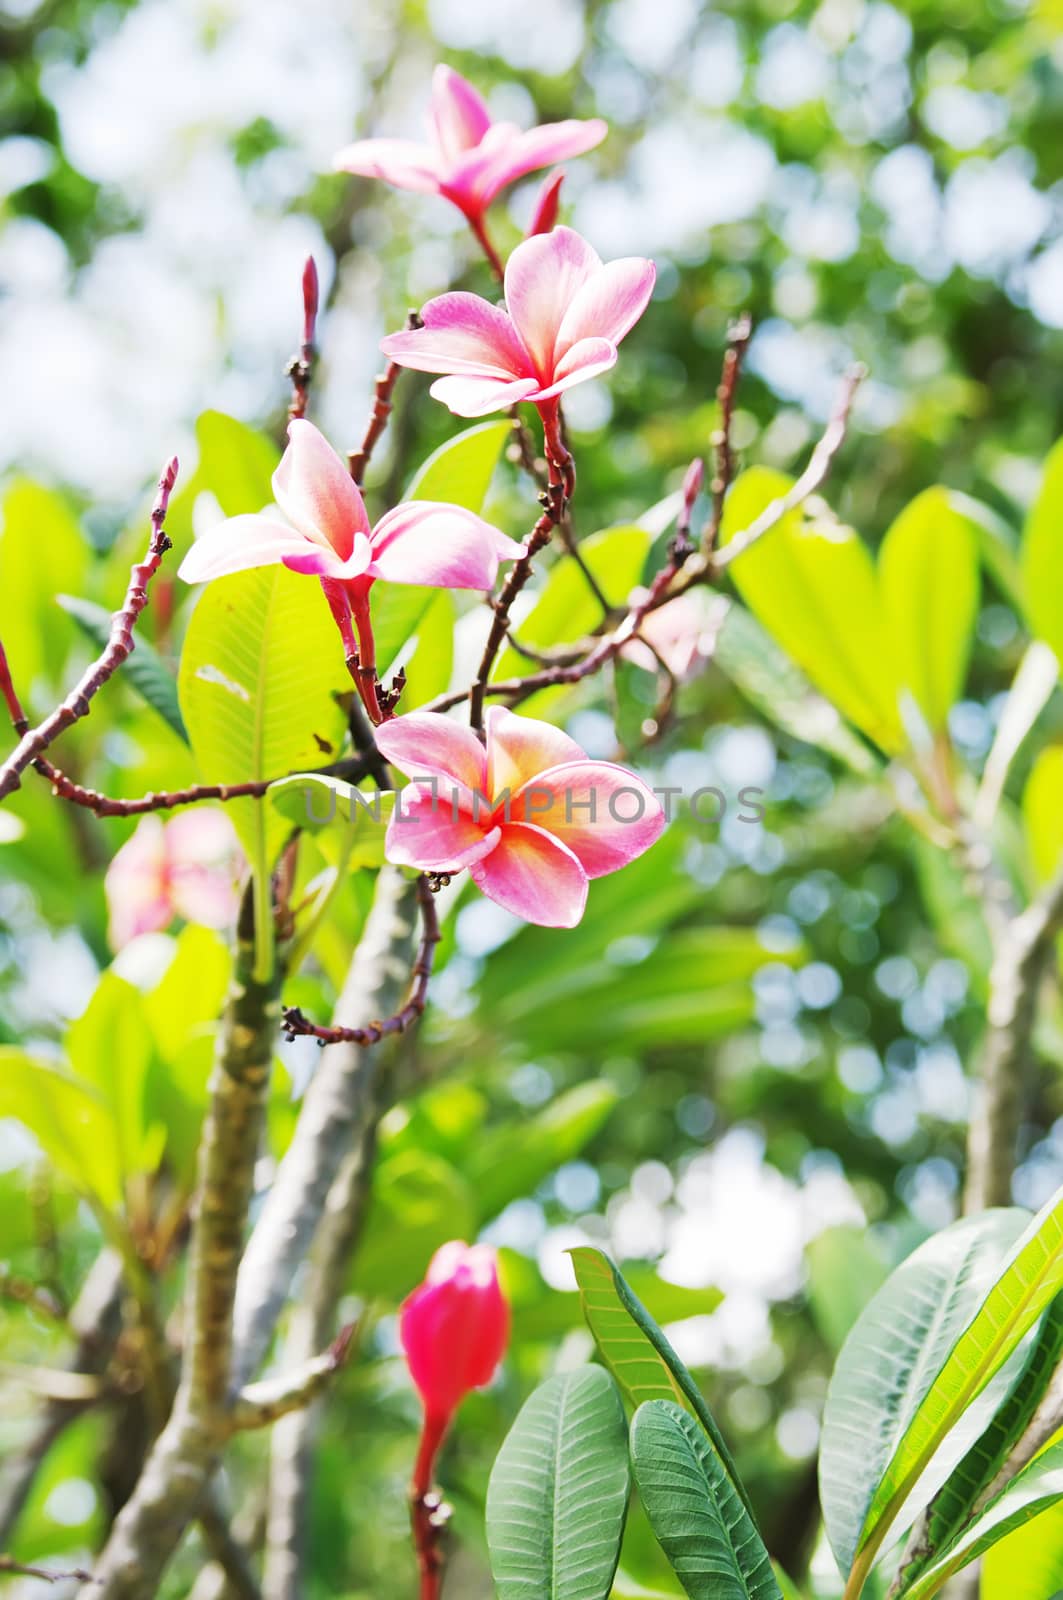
[229,1324,355,1433]
[285,257,318,423]
[704,312,752,554]
[0,1555,96,1585]
[348,311,421,486]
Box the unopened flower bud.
[526,170,565,237]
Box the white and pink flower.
[376,707,665,928]
[105,810,240,951]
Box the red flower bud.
[526,169,564,237]
[400,1241,509,1427]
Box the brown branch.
[347,311,422,486]
[28,752,375,818]
[0,1555,96,1585]
[704,313,752,554]
[0,458,179,804]
[281,874,440,1046]
[285,257,319,423]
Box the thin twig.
[281,874,440,1047]
[0,1555,96,1585]
[285,258,319,423]
[230,1324,356,1432]
[348,311,422,486]
[24,753,375,818]
[0,459,179,803]
[704,314,752,554]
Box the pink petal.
[381,293,532,381]
[428,374,541,417]
[332,137,442,195]
[509,760,666,878]
[385,782,500,871]
[429,66,492,164]
[531,337,618,401]
[369,502,523,590]
[273,420,370,561]
[485,705,586,799]
[556,257,656,359]
[470,823,588,927]
[104,817,170,949]
[178,515,315,584]
[470,119,607,209]
[281,533,373,581]
[375,711,488,793]
[503,227,602,380]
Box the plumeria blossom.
[105,811,241,951]
[379,227,656,419]
[622,589,727,678]
[376,707,665,928]
[333,64,605,229]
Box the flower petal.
[502,226,601,379]
[427,374,541,417]
[470,823,588,927]
[386,782,500,871]
[509,760,666,878]
[381,293,532,381]
[531,337,618,400]
[485,705,586,800]
[429,65,492,164]
[375,711,488,792]
[556,257,656,360]
[332,137,442,195]
[104,817,169,949]
[369,502,523,590]
[470,118,607,209]
[177,515,313,583]
[281,532,373,581]
[272,420,369,561]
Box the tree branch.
[348,312,421,487]
[229,1324,355,1433]
[704,313,752,554]
[0,458,179,803]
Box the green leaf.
[900,1438,1063,1600]
[177,566,348,864]
[714,601,880,775]
[353,1150,476,1300]
[0,1048,123,1213]
[0,480,87,698]
[981,1500,1063,1600]
[494,525,651,684]
[819,1208,1029,1577]
[487,1366,630,1600]
[878,487,980,733]
[401,588,456,708]
[67,972,162,1182]
[570,1248,754,1524]
[269,776,395,868]
[721,468,905,754]
[1021,436,1063,666]
[464,1081,619,1222]
[855,1187,1063,1579]
[406,419,511,509]
[195,409,280,517]
[57,595,188,742]
[629,1401,780,1600]
[905,1292,1063,1591]
[1023,746,1063,883]
[805,1226,891,1354]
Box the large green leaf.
[981,1499,1063,1600]
[878,487,980,733]
[630,1401,780,1600]
[570,1248,753,1523]
[904,1293,1063,1591]
[1021,435,1063,667]
[856,1187,1063,1579]
[819,1208,1029,1576]
[487,1366,630,1600]
[1023,746,1063,883]
[721,468,905,754]
[900,1438,1063,1600]
[177,565,348,863]
[57,595,188,742]
[0,479,86,699]
[0,1048,122,1213]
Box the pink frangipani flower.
[333,65,605,230]
[379,227,656,419]
[375,706,665,928]
[105,810,241,951]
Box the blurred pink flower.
[376,706,665,927]
[379,227,656,418]
[333,65,605,227]
[622,589,725,678]
[178,419,521,594]
[105,810,240,951]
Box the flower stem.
[467,212,506,283]
[410,1411,451,1600]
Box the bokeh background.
[1,0,1063,1594]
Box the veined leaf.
[1021,435,1063,668]
[570,1248,754,1524]
[856,1187,1063,1580]
[630,1401,780,1600]
[900,1437,1063,1600]
[819,1208,1029,1576]
[487,1366,630,1600]
[177,565,348,864]
[721,468,905,754]
[878,487,980,734]
[981,1499,1063,1600]
[58,595,188,742]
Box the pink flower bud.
[400,1241,509,1424]
[682,456,704,506]
[526,169,564,236]
[301,256,319,347]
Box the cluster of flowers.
[160,65,699,930]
